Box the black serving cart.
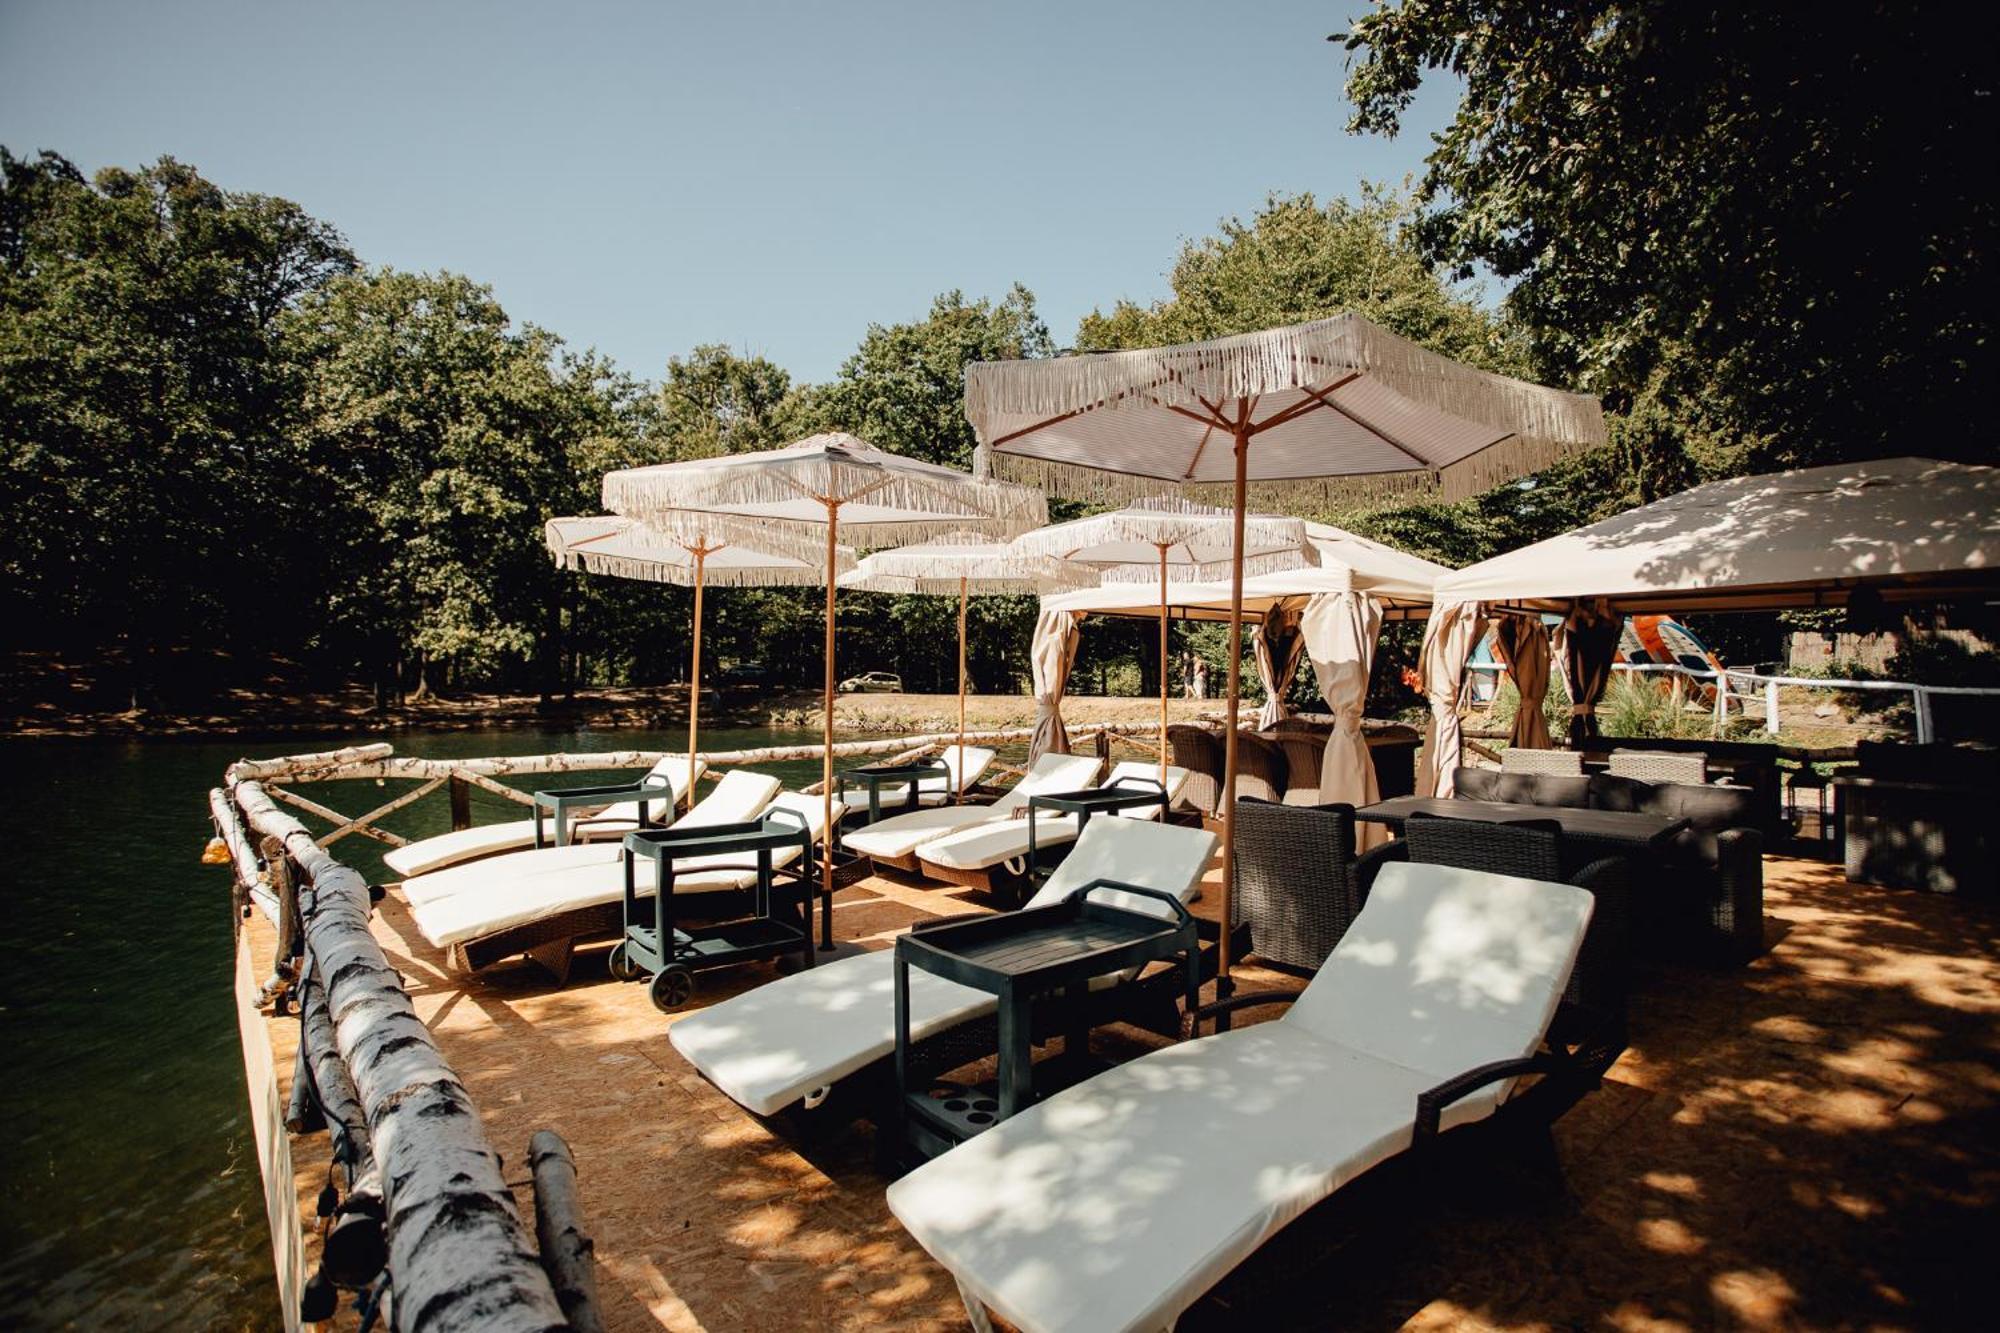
[892,880,1199,1163]
[835,756,951,833]
[608,809,816,1012]
[1006,776,1170,905]
[530,775,675,848]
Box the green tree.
[1337,2,1996,473]
[813,286,1054,468]
[0,150,355,703]
[280,269,656,697]
[1077,189,1527,376]
[654,343,802,459]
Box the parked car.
[718,661,773,692]
[837,671,902,694]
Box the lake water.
[0,724,831,1330]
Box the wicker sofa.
[1834,741,1997,894]
[1456,766,1766,964]
[1581,736,1784,835]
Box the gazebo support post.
[687,545,708,802]
[1217,415,1251,986]
[956,574,969,805]
[1157,544,1170,785]
[820,507,839,948]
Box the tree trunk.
[529,1131,605,1333]
[230,780,566,1333]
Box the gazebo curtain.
[1555,598,1621,746]
[1301,590,1386,848]
[1029,609,1082,760]
[1416,599,1486,797]
[1251,607,1307,730]
[1490,614,1554,750]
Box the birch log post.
[292,968,388,1287]
[230,779,566,1333]
[529,1131,605,1333]
[209,787,274,922]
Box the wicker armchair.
[1166,725,1226,816]
[1232,730,1288,805]
[1501,747,1585,777]
[1273,733,1328,805]
[1834,741,1996,894]
[1608,750,1708,785]
[1372,814,1632,1020]
[1230,799,1380,970]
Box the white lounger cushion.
[408,783,817,951]
[400,770,780,910]
[668,817,1219,1116]
[840,752,1101,862]
[382,755,708,878]
[838,746,996,814]
[917,763,1189,874]
[885,863,1593,1333]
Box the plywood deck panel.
[256,854,1999,1331]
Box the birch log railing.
[216,726,1185,1329]
[218,726,1170,845]
[212,778,575,1332]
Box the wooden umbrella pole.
[687,545,707,803]
[820,506,838,948]
[1217,417,1251,984]
[1157,543,1170,786]
[956,574,969,806]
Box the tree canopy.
[6,32,1984,721]
[1336,1,1997,476]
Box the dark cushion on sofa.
[1586,773,1651,813]
[1454,766,1592,809]
[1636,780,1763,868]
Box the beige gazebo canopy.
[1036,522,1450,827]
[1434,457,1999,613]
[1420,457,2000,789]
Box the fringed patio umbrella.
[544,514,853,801]
[602,433,1046,931]
[1007,498,1310,782]
[968,313,1606,979]
[840,535,1094,801]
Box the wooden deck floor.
[261,852,1998,1331]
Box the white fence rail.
[1468,660,1999,743]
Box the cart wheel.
[650,965,696,1012]
[607,943,642,982]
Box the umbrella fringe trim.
[965,315,1606,451]
[603,462,1046,550]
[983,436,1587,507]
[1096,548,1315,583]
[555,551,848,587]
[1008,505,1309,563]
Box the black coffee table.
[1355,795,1687,861]
[892,879,1198,1162]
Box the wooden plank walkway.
[255,852,1999,1331]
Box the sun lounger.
[381,754,708,878]
[398,771,789,979]
[840,752,1102,872]
[914,762,1192,904]
[886,861,1601,1333]
[398,770,780,908]
[668,816,1220,1121]
[837,745,997,818]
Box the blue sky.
[0,0,1460,385]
